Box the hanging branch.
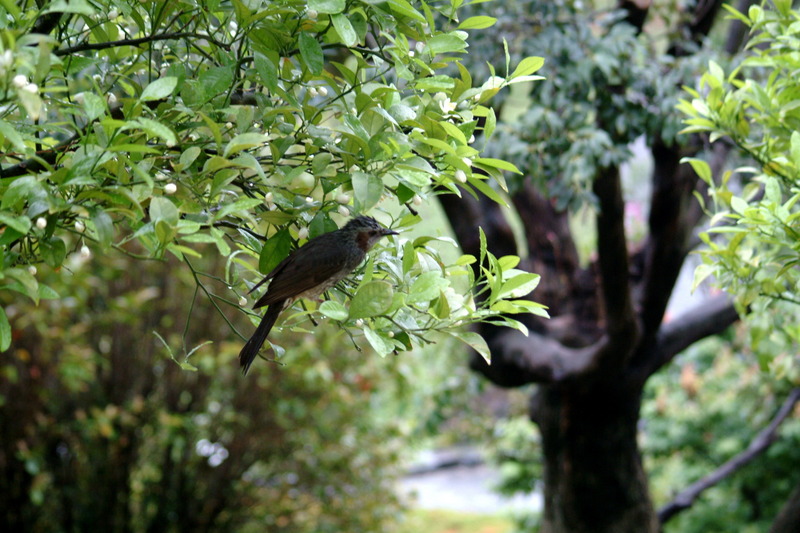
[659,387,800,524]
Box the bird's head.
[345,215,398,252]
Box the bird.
[239,215,398,374]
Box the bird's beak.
[383,228,399,236]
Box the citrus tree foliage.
[681,0,800,380]
[0,0,546,358]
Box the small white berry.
[238,296,247,306]
[164,183,177,195]
[80,245,91,259]
[12,74,27,88]
[35,217,47,229]
[355,319,364,328]
[387,331,394,338]
[338,205,350,217]
[298,227,309,240]
[225,122,233,129]
[27,265,37,276]
[75,220,85,232]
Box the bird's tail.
[239,303,283,375]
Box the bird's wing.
[252,234,349,308]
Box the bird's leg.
[299,300,319,327]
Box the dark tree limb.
[658,387,800,524]
[636,293,739,380]
[470,327,602,386]
[54,32,230,57]
[618,0,650,33]
[0,133,80,178]
[593,165,638,355]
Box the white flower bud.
[469,135,476,143]
[80,245,91,259]
[264,192,273,203]
[107,93,117,105]
[75,220,85,232]
[387,331,394,338]
[412,195,422,206]
[28,265,37,276]
[338,205,350,217]
[12,74,27,88]
[225,122,233,129]
[108,9,119,19]
[318,86,328,97]
[298,226,309,240]
[308,87,318,98]
[23,83,38,94]
[238,296,247,306]
[462,157,472,167]
[415,41,425,54]
[35,217,47,229]
[454,169,467,183]
[336,192,350,204]
[164,183,177,194]
[73,92,85,104]
[0,50,13,70]
[307,9,318,19]
[355,318,364,328]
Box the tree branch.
[659,387,800,524]
[54,32,229,56]
[593,165,638,353]
[0,133,80,178]
[469,326,602,386]
[636,293,739,379]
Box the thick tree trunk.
[533,377,659,533]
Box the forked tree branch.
[659,387,800,524]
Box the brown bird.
[239,215,398,374]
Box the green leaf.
[511,56,545,79]
[427,33,468,55]
[497,273,540,300]
[331,13,357,46]
[0,118,28,153]
[41,237,67,268]
[299,32,324,75]
[199,66,234,99]
[0,306,10,352]
[458,16,497,30]
[150,197,179,224]
[0,213,32,234]
[308,0,345,14]
[91,210,114,248]
[258,228,292,275]
[140,77,178,102]
[82,92,107,121]
[224,132,269,157]
[363,325,394,356]
[349,281,394,319]
[5,267,39,305]
[449,330,491,364]
[352,172,383,211]
[319,300,349,321]
[408,271,449,303]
